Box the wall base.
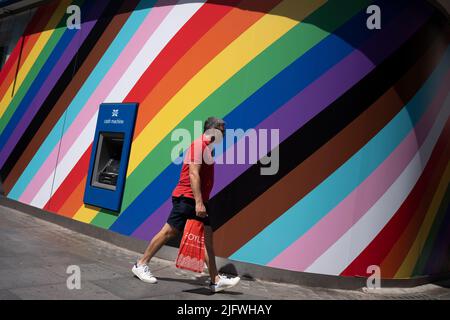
[1,195,448,290]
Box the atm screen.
[91,132,124,191]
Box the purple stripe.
[132,5,430,241]
[0,0,108,168]
[133,198,173,241]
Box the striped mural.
[0,0,449,279]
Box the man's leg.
[204,225,220,284]
[138,223,179,265]
[204,225,241,292]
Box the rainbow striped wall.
[0,0,449,280]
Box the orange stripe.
[0,33,38,99]
[132,0,281,138]
[2,0,139,194]
[0,3,49,86]
[123,0,242,104]
[44,146,92,212]
[57,177,87,218]
[49,0,280,216]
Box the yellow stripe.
[72,205,98,223]
[0,0,71,117]
[126,0,326,176]
[395,162,450,278]
[80,0,326,224]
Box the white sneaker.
[210,275,240,293]
[132,263,157,284]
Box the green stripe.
[116,0,372,214]
[412,183,450,276]
[0,0,81,134]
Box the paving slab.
[0,289,22,300]
[92,276,199,299]
[45,263,126,282]
[10,282,121,300]
[0,267,66,290]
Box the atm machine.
[83,103,138,212]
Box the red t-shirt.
[172,134,214,202]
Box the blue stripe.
[0,0,95,154]
[8,0,156,200]
[230,47,450,265]
[110,0,407,235]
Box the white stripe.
[306,94,450,276]
[30,115,98,208]
[35,1,204,207]
[30,172,53,209]
[104,0,205,102]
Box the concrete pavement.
[0,203,449,300]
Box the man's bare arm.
[189,163,207,217]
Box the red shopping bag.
[176,219,205,273]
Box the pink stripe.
[267,70,450,272]
[19,2,174,203]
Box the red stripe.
[44,1,241,213]
[123,0,240,103]
[341,119,450,277]
[125,0,281,137]
[44,146,92,212]
[380,133,449,278]
[0,1,58,88]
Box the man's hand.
[195,202,208,218]
[190,163,207,218]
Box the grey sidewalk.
[0,203,449,300]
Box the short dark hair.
[204,117,225,132]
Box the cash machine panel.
[83,103,138,212]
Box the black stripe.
[0,0,130,181]
[208,12,450,231]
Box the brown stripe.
[3,0,137,194]
[213,34,450,258]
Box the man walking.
[132,117,240,293]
